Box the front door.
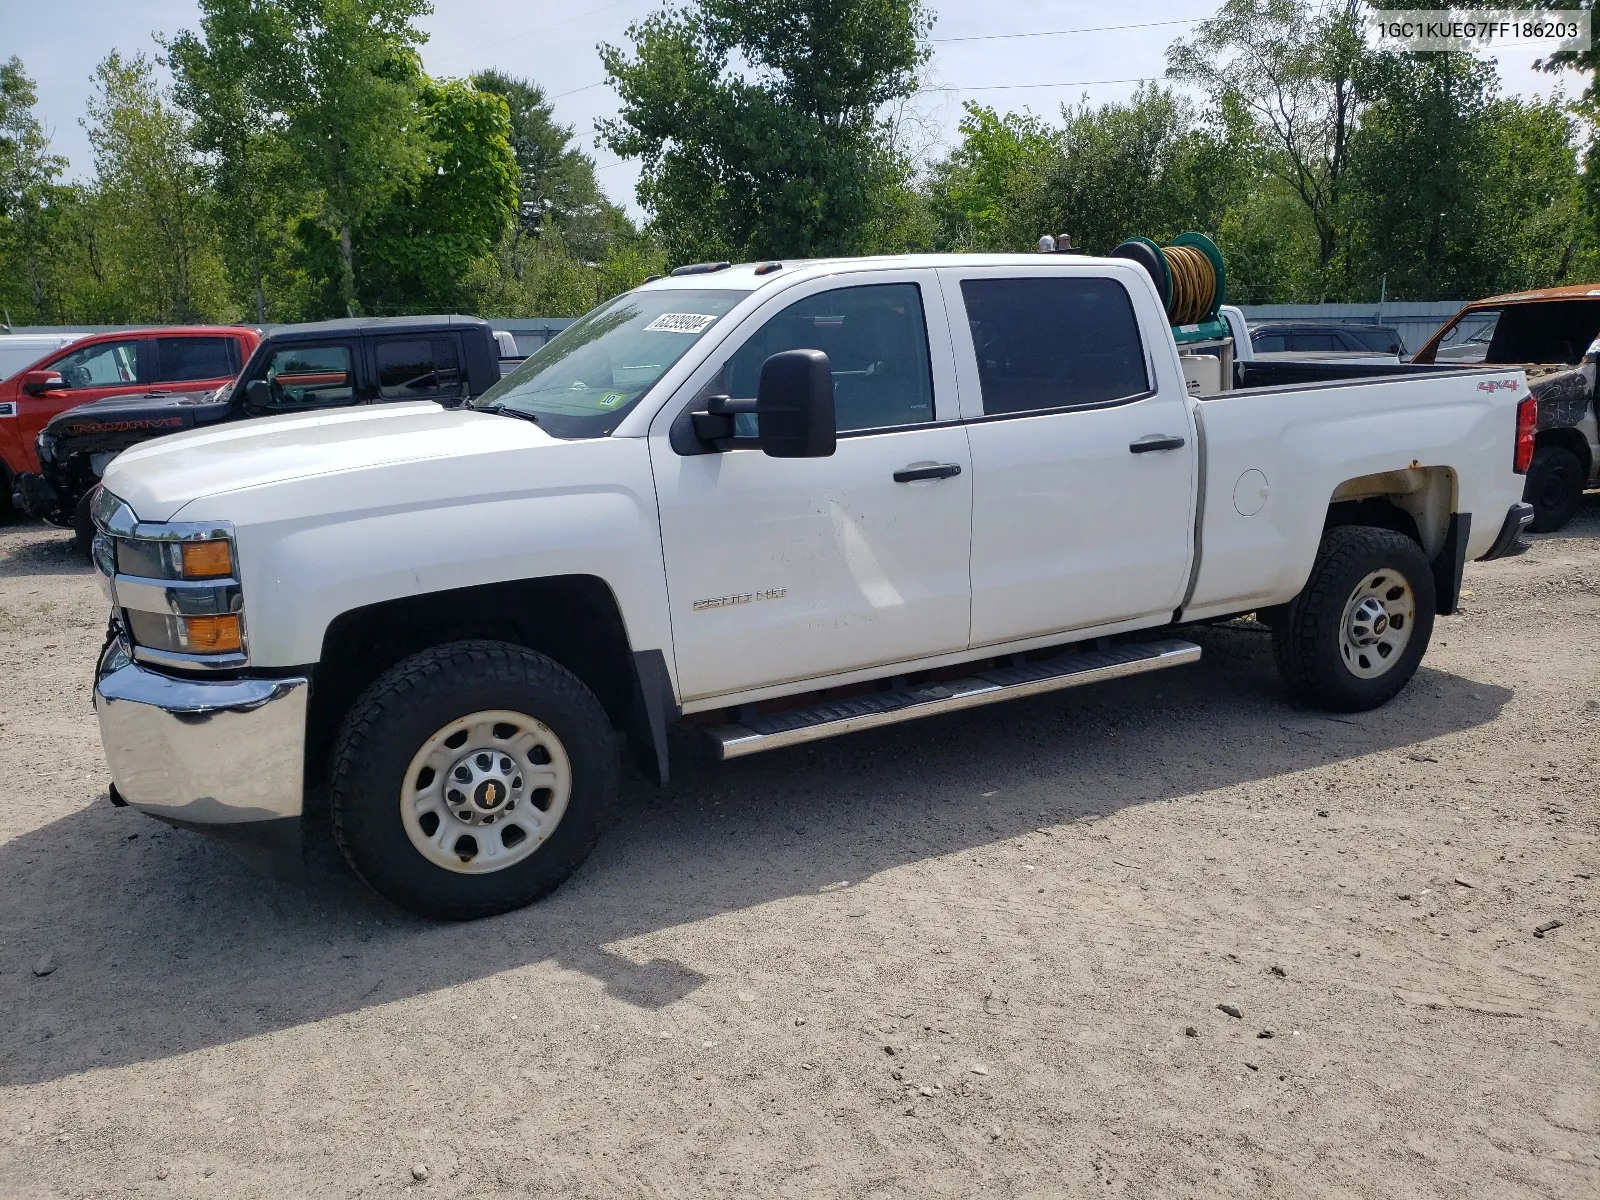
[650,273,974,703]
[942,266,1197,648]
[15,338,157,472]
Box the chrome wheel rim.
[1338,569,1415,679]
[400,709,571,875]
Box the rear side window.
[156,337,237,382]
[960,277,1148,415]
[264,344,355,406]
[1350,328,1402,354]
[375,338,462,400]
[1288,332,1340,352]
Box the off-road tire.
[330,640,618,920]
[1272,525,1435,712]
[72,492,95,558]
[1523,445,1585,533]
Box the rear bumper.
[1479,502,1534,561]
[94,639,309,825]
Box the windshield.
[473,288,747,437]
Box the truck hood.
[101,402,556,521]
[44,388,231,439]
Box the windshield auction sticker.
[644,313,719,334]
[1369,9,1588,52]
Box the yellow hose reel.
[1110,233,1229,341]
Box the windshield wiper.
[482,403,540,425]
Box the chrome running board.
[709,638,1201,760]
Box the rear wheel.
[1523,445,1585,532]
[331,640,618,920]
[1272,525,1435,712]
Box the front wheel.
[1523,445,1585,532]
[1272,525,1436,712]
[330,641,618,919]
[72,492,96,558]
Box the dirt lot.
[0,500,1595,1199]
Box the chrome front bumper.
[94,640,309,825]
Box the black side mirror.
[244,379,272,408]
[756,349,835,458]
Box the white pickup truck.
[90,253,1535,919]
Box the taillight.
[1513,395,1536,473]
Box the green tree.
[172,0,434,312]
[1344,52,1586,300]
[471,69,631,264]
[925,88,1253,257]
[0,57,71,321]
[169,13,306,322]
[1032,86,1246,254]
[598,0,932,263]
[357,78,518,311]
[1168,0,1369,288]
[927,105,1057,250]
[81,51,229,322]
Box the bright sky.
[2,0,1579,216]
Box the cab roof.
[1463,283,1600,307]
[634,253,1139,291]
[263,315,491,338]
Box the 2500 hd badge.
[693,588,788,611]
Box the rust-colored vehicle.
[1413,285,1600,531]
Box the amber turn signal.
[180,540,233,579]
[183,614,243,653]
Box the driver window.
[51,340,145,388]
[724,283,935,433]
[264,344,355,406]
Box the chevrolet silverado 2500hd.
[88,254,1534,919]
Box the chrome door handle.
[1129,434,1186,453]
[893,462,962,483]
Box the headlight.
[93,490,246,668]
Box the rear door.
[942,264,1197,648]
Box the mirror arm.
[691,393,757,446]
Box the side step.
[709,638,1201,760]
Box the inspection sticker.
[645,313,718,334]
[596,392,627,409]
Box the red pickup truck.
[1,325,259,522]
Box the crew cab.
[88,254,1533,920]
[16,316,500,550]
[1411,285,1600,531]
[2,326,258,523]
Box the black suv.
[28,316,501,550]
[1250,323,1405,356]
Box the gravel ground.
[0,498,1595,1199]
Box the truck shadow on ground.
[1,625,1511,1086]
[0,525,91,577]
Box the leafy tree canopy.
[598,0,932,263]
